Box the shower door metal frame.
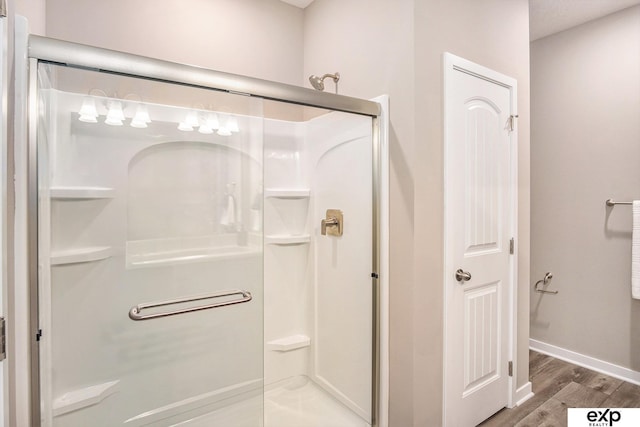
[24,35,384,426]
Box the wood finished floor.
[478,350,640,427]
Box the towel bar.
[606,199,633,207]
[129,289,252,320]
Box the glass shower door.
[36,63,264,427]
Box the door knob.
[455,269,471,282]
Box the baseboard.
[530,339,640,386]
[515,382,534,407]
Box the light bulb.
[178,122,193,131]
[198,124,214,134]
[206,113,220,130]
[227,116,239,133]
[105,101,124,126]
[130,104,151,128]
[217,127,232,136]
[185,111,199,127]
[78,97,98,123]
[130,119,147,128]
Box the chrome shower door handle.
[455,269,472,282]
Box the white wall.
[305,0,530,425]
[13,0,45,35]
[531,6,640,370]
[44,0,304,86]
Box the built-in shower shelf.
[50,186,116,199]
[53,380,120,417]
[265,234,310,245]
[126,245,261,268]
[264,189,310,199]
[51,246,113,265]
[267,335,311,352]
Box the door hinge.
[371,272,379,279]
[508,115,519,132]
[510,238,515,255]
[0,317,5,361]
[508,361,513,377]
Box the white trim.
[0,14,7,427]
[13,16,33,427]
[514,382,534,407]
[442,52,519,425]
[372,94,390,427]
[530,339,640,386]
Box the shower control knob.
[455,269,472,282]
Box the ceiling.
[530,0,640,40]
[279,0,314,8]
[279,0,640,41]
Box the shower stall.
[19,34,388,427]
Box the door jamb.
[442,52,519,425]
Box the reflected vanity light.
[105,101,125,126]
[198,123,214,134]
[125,94,152,128]
[227,116,239,133]
[216,113,236,136]
[130,104,151,128]
[78,90,153,128]
[78,88,107,123]
[198,113,219,134]
[217,126,232,136]
[78,97,99,123]
[179,110,238,136]
[178,121,193,131]
[178,110,199,131]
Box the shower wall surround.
[35,60,376,427]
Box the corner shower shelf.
[50,186,116,199]
[265,234,310,245]
[264,189,310,199]
[53,380,120,417]
[267,335,311,352]
[51,246,113,265]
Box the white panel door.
[444,54,517,427]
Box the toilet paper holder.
[535,272,558,295]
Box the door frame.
[442,52,519,424]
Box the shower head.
[308,72,340,93]
[543,272,553,283]
[309,75,325,91]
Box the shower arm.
[309,72,340,94]
[322,73,339,94]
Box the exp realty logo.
[586,409,620,426]
[568,408,640,427]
